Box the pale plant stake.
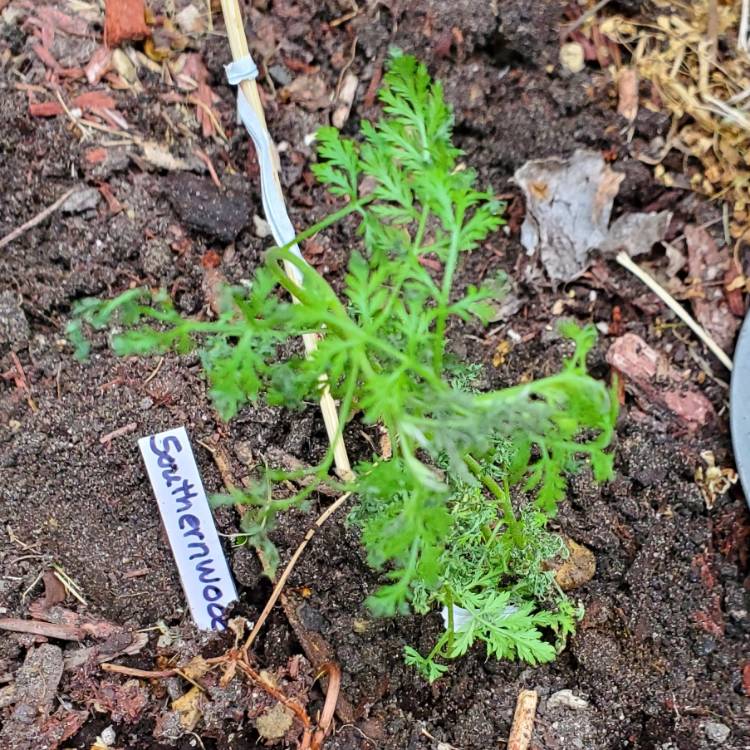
[219,0,351,477]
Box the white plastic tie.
[224,55,305,283]
[224,56,259,85]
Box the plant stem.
[432,228,461,374]
[445,586,455,656]
[464,453,524,548]
[274,194,375,257]
[412,205,429,251]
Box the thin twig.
[54,89,92,139]
[0,617,84,641]
[508,689,539,750]
[560,0,614,39]
[194,147,221,188]
[0,188,76,250]
[242,493,351,656]
[143,356,165,385]
[104,649,317,745]
[99,421,138,445]
[187,95,229,142]
[52,563,87,606]
[615,251,733,370]
[101,663,179,678]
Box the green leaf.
[404,646,448,683]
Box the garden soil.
[0,1,748,748]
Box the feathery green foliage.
[68,52,616,679]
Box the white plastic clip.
[224,56,259,86]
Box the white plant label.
[139,426,237,630]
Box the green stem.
[432,227,461,374]
[412,205,429,252]
[464,453,524,548]
[445,587,455,656]
[273,194,375,257]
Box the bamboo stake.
[219,0,351,477]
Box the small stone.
[100,725,116,745]
[547,689,589,711]
[253,215,272,238]
[139,397,154,411]
[553,538,596,591]
[0,291,29,348]
[234,441,255,466]
[704,721,731,744]
[268,64,292,86]
[256,703,294,740]
[560,42,585,73]
[61,186,101,213]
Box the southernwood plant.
[69,53,616,680]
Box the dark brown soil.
[1,1,748,749]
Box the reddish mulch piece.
[104,0,149,48]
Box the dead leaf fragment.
[515,151,622,281]
[694,451,737,509]
[280,75,330,110]
[492,340,511,368]
[332,72,358,129]
[179,655,211,682]
[41,570,67,610]
[176,4,206,34]
[172,686,203,731]
[516,151,671,280]
[139,141,203,172]
[600,211,672,258]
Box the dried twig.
[0,617,85,641]
[312,662,342,750]
[615,251,733,370]
[508,689,539,750]
[99,421,138,445]
[237,659,312,730]
[0,188,76,250]
[143,356,165,385]
[104,650,318,747]
[52,563,87,605]
[101,663,178,678]
[243,493,351,656]
[560,0,614,39]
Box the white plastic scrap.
[440,603,518,631]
